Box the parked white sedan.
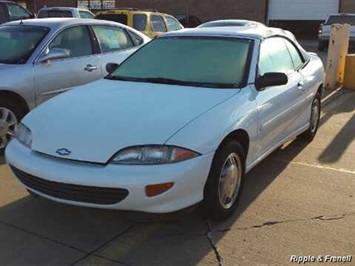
[5,26,324,220]
[0,18,150,154]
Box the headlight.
[110,145,200,165]
[15,123,32,148]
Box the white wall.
[268,0,339,20]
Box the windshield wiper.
[106,75,236,88]
[105,75,139,82]
[145,77,238,88]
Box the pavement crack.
[215,212,355,232]
[93,254,132,266]
[70,224,135,266]
[0,220,86,254]
[206,221,224,266]
[311,214,346,221]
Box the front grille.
[10,165,129,205]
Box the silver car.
[0,18,150,154]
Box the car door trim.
[40,87,72,96]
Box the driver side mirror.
[39,48,70,63]
[257,72,288,90]
[106,63,119,74]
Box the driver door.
[253,37,306,159]
[33,25,102,105]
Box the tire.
[300,93,321,141]
[0,98,26,155]
[198,140,245,221]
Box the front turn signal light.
[145,182,174,197]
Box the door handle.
[297,81,304,89]
[84,64,98,72]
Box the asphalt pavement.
[0,41,354,266]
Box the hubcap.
[218,153,242,209]
[0,107,18,149]
[310,99,320,133]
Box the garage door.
[268,0,339,20]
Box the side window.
[283,39,304,69]
[0,3,8,24]
[150,15,167,32]
[48,26,93,58]
[133,14,147,31]
[92,25,134,53]
[165,16,183,31]
[7,3,31,20]
[79,11,94,19]
[127,30,144,46]
[258,37,294,76]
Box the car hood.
[23,79,239,163]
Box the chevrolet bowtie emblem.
[56,148,71,156]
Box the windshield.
[109,37,252,88]
[326,15,355,25]
[0,25,49,64]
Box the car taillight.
[318,24,323,34]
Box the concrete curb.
[321,86,349,106]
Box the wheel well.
[0,90,30,115]
[219,129,250,158]
[317,84,324,97]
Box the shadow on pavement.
[318,89,355,163]
[0,138,311,265]
[319,114,355,164]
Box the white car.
[38,7,95,19]
[5,26,324,220]
[198,19,266,28]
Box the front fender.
[165,86,258,167]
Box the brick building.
[16,0,354,22]
[14,0,355,37]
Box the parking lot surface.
[1,42,354,266]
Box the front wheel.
[0,98,25,155]
[198,141,245,221]
[300,93,321,141]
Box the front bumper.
[5,139,214,213]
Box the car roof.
[203,19,257,24]
[162,26,294,40]
[3,18,125,30]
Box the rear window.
[38,10,73,18]
[326,15,355,25]
[133,14,147,31]
[95,14,128,25]
[79,11,94,19]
